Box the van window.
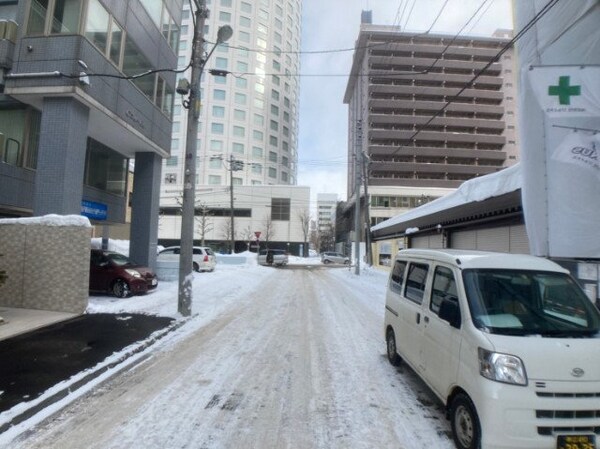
[404,263,429,304]
[464,269,600,336]
[430,266,458,315]
[390,260,407,293]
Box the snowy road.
[11,265,454,449]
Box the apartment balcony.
[368,145,507,162]
[368,41,505,60]
[369,114,506,132]
[368,84,504,103]
[369,129,506,146]
[0,20,17,71]
[369,71,504,89]
[368,55,503,76]
[369,98,505,117]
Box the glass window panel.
[51,0,83,34]
[85,139,127,196]
[232,143,244,154]
[241,2,252,12]
[240,16,250,27]
[233,126,245,137]
[27,0,48,34]
[140,0,162,25]
[109,19,123,66]
[209,158,221,168]
[213,106,225,117]
[252,146,263,158]
[123,37,155,99]
[211,123,224,134]
[234,109,246,120]
[208,175,221,184]
[219,11,231,22]
[210,140,223,150]
[214,89,226,100]
[169,19,180,51]
[215,57,228,69]
[235,93,247,104]
[84,0,109,54]
[235,77,247,88]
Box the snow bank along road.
[10,266,454,449]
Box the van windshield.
[463,269,600,337]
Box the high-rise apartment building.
[343,17,517,229]
[163,0,302,192]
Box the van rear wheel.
[386,329,402,366]
[450,393,481,449]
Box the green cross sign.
[548,76,581,105]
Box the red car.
[89,249,158,298]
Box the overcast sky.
[296,0,513,207]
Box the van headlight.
[125,269,142,278]
[478,348,527,386]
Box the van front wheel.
[386,329,402,366]
[450,393,481,449]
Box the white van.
[384,249,600,449]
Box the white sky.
[297,0,514,205]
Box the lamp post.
[177,0,233,316]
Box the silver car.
[257,249,288,266]
[321,251,350,265]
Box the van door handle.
[416,313,421,324]
[424,315,429,323]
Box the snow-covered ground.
[1,255,453,449]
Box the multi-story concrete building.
[342,15,517,237]
[316,193,337,234]
[162,0,302,191]
[0,0,181,267]
[159,184,309,254]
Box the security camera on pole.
[176,0,233,316]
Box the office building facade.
[0,0,181,266]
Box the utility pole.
[353,120,363,275]
[362,150,372,266]
[177,0,207,316]
[177,0,233,316]
[229,154,235,254]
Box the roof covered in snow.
[371,164,522,239]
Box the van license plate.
[557,435,595,449]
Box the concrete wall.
[0,223,90,313]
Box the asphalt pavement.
[0,313,176,432]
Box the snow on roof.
[0,214,92,227]
[371,163,522,232]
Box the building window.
[239,30,250,42]
[209,158,221,169]
[85,139,128,196]
[214,89,226,100]
[210,140,223,151]
[236,77,248,88]
[215,57,228,69]
[281,171,288,182]
[240,16,251,27]
[251,163,262,174]
[235,93,247,104]
[269,151,277,162]
[252,146,263,158]
[213,106,225,117]
[219,11,231,22]
[269,135,278,146]
[241,2,252,12]
[211,123,224,134]
[233,126,245,137]
[254,114,264,126]
[253,130,264,141]
[166,156,178,166]
[232,143,244,154]
[270,120,278,131]
[234,109,246,120]
[268,167,277,179]
[208,175,221,185]
[271,198,290,220]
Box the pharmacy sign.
[528,66,600,116]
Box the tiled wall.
[0,224,90,313]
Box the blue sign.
[81,200,108,221]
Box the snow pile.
[90,238,131,255]
[0,214,91,227]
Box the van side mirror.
[439,298,461,329]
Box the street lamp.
[177,0,233,317]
